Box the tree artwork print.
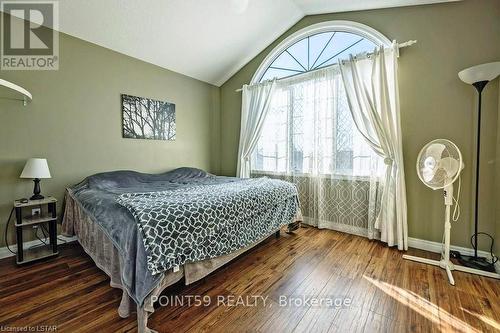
[121,94,176,140]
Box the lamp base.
[29,194,45,201]
[452,251,497,273]
[30,178,44,201]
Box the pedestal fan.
[402,139,500,285]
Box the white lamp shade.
[20,158,51,179]
[458,61,500,84]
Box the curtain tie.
[384,157,394,166]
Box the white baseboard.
[408,237,491,258]
[0,235,77,260]
[408,237,500,272]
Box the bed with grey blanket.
[64,167,300,310]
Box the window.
[251,21,390,177]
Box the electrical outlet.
[32,208,41,216]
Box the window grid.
[259,31,376,83]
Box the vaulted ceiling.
[9,0,460,86]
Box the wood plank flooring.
[0,227,499,332]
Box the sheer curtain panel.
[250,67,384,238]
[339,43,408,250]
[237,79,276,178]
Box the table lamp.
[20,158,51,200]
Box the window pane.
[271,51,306,72]
[308,32,334,69]
[286,37,309,70]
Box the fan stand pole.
[403,194,456,285]
[443,205,455,284]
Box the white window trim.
[251,20,392,84]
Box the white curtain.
[339,42,408,250]
[250,67,385,238]
[237,79,276,178]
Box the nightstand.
[14,197,58,265]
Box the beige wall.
[496,84,500,255]
[1,1,499,252]
[220,0,500,249]
[0,27,219,246]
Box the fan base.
[402,254,500,285]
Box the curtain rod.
[235,40,417,92]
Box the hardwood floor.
[0,227,499,332]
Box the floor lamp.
[458,61,500,272]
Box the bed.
[61,167,301,332]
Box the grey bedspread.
[66,167,298,307]
[117,177,299,275]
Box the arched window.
[253,21,391,83]
[251,21,390,177]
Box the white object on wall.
[0,78,32,106]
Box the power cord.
[4,208,16,254]
[41,223,68,244]
[443,175,498,265]
[454,174,500,265]
[471,232,498,264]
[452,176,461,222]
[5,207,66,254]
[34,226,48,246]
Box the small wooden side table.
[14,196,58,265]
